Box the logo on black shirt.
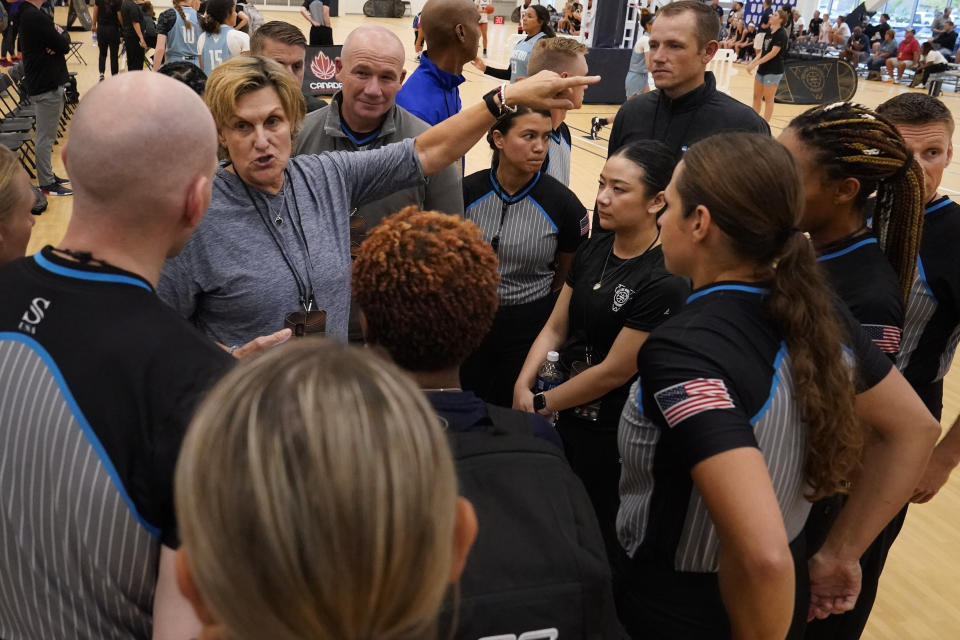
[612,284,634,312]
[18,297,51,335]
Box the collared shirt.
[294,93,464,233]
[395,50,465,126]
[464,168,585,305]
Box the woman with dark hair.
[615,132,939,639]
[734,21,757,61]
[92,0,122,80]
[472,4,554,82]
[461,106,587,408]
[196,0,248,72]
[910,41,949,88]
[748,7,788,122]
[781,102,926,640]
[514,139,688,567]
[780,102,924,352]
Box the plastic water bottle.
[534,351,563,424]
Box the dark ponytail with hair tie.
[677,133,862,500]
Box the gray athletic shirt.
[158,139,425,345]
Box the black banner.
[775,58,858,105]
[302,45,344,97]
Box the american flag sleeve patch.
[862,324,901,354]
[654,378,735,428]
[579,213,590,236]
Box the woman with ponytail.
[153,0,200,69]
[779,102,926,640]
[616,132,939,639]
[196,0,248,72]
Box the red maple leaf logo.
[311,51,336,80]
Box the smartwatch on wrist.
[533,392,547,413]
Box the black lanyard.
[240,170,316,312]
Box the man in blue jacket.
[395,0,479,125]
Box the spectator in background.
[830,14,850,45]
[19,0,71,196]
[807,9,822,41]
[840,25,870,64]
[708,0,722,19]
[300,0,331,46]
[933,20,956,57]
[734,20,757,60]
[476,0,490,56]
[866,28,898,80]
[625,10,652,96]
[910,41,949,87]
[140,1,158,48]
[158,58,207,93]
[758,0,772,33]
[294,25,463,248]
[820,12,836,43]
[120,0,147,70]
[152,0,200,70]
[250,20,326,113]
[396,0,479,125]
[886,27,920,83]
[932,6,951,38]
[721,16,743,49]
[865,12,890,41]
[791,9,803,39]
[174,340,477,640]
[92,0,121,80]
[472,4,554,82]
[196,0,248,72]
[1,0,23,67]
[748,6,787,122]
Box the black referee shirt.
[618,283,891,573]
[817,233,904,359]
[560,236,688,427]
[0,247,231,640]
[464,169,586,306]
[897,196,960,416]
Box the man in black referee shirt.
[0,73,232,639]
[878,94,960,504]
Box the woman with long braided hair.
[779,102,926,640]
[780,101,924,320]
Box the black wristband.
[482,87,500,118]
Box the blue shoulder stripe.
[33,253,152,292]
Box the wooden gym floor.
[17,8,960,637]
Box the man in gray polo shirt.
[294,24,463,245]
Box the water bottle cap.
[546,351,560,362]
